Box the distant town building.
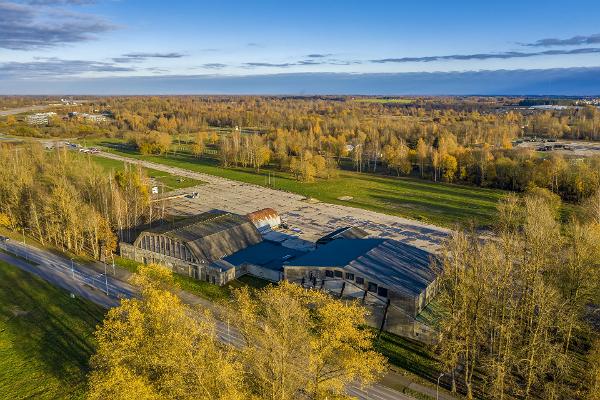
[80,113,108,123]
[25,112,56,125]
[67,112,108,123]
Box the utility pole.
[104,263,109,295]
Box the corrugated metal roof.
[247,208,281,230]
[316,226,369,244]
[224,241,306,271]
[285,239,437,297]
[142,211,262,262]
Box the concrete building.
[82,113,108,123]
[120,210,302,285]
[120,210,442,341]
[283,238,439,317]
[25,112,56,125]
[120,211,263,285]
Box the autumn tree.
[231,282,387,400]
[191,131,208,157]
[88,264,245,400]
[416,137,428,177]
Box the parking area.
[162,180,450,253]
[99,151,450,253]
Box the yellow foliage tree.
[231,281,387,400]
[88,264,245,400]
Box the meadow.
[0,260,105,399]
[74,151,203,190]
[85,137,505,228]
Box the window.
[355,276,364,285]
[368,282,378,293]
[377,287,388,298]
[334,270,343,278]
[345,272,354,281]
[325,270,334,278]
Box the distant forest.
[2,96,600,201]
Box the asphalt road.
[0,104,50,117]
[0,239,417,400]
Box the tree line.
[0,144,156,259]
[436,188,600,399]
[3,96,600,200]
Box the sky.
[2,0,600,94]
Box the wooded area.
[3,96,599,201]
[0,144,158,258]
[87,264,386,400]
[436,188,600,399]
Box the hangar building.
[120,211,265,285]
[283,238,438,317]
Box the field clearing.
[0,260,105,399]
[352,98,414,104]
[74,151,204,190]
[87,138,504,228]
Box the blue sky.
[2,0,600,94]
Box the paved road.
[98,151,450,253]
[0,240,133,308]
[0,239,420,400]
[0,104,50,117]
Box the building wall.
[284,265,436,344]
[120,243,234,285]
[236,263,281,282]
[283,265,422,317]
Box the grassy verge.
[374,331,441,382]
[0,260,105,399]
[87,138,505,228]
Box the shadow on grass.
[374,331,441,382]
[0,262,105,398]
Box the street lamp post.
[104,263,109,295]
[71,258,75,279]
[436,373,445,400]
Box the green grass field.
[0,260,105,400]
[74,152,203,190]
[86,138,504,228]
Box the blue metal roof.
[224,241,306,271]
[284,239,437,297]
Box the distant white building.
[25,112,57,125]
[80,113,108,123]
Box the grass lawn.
[73,151,204,191]
[0,260,105,400]
[86,138,505,228]
[374,331,441,382]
